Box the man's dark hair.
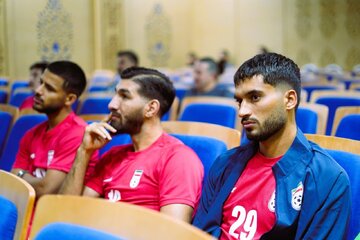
[234,53,301,109]
[200,57,218,75]
[121,67,175,117]
[117,50,139,66]
[30,61,49,73]
[47,61,87,97]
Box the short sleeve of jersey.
[47,129,85,173]
[85,150,112,196]
[12,130,33,170]
[159,145,204,208]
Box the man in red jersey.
[12,61,99,198]
[61,67,204,223]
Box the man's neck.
[259,122,297,158]
[47,108,72,130]
[131,119,163,152]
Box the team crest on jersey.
[268,190,276,212]
[130,170,143,188]
[291,182,304,211]
[107,190,121,202]
[47,150,55,166]
[33,168,46,179]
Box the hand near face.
[80,116,117,152]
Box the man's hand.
[81,116,117,152]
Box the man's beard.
[109,110,144,136]
[245,107,287,142]
[33,103,63,115]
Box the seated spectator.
[61,67,204,223]
[12,61,99,198]
[19,61,49,110]
[185,57,233,98]
[193,53,351,239]
[110,50,139,89]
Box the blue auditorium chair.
[315,97,360,135]
[296,107,318,134]
[0,78,8,86]
[171,134,227,178]
[99,134,131,156]
[305,134,360,240]
[10,81,29,97]
[35,223,121,240]
[88,85,109,93]
[326,150,360,240]
[0,114,47,171]
[335,114,360,141]
[0,170,35,239]
[302,85,339,102]
[179,103,237,128]
[9,91,33,107]
[0,112,12,156]
[78,97,111,115]
[0,195,17,240]
[0,89,7,103]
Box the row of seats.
[1,134,359,239]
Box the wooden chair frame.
[162,121,241,149]
[0,170,35,240]
[310,90,360,103]
[30,195,214,240]
[331,106,360,136]
[305,134,360,155]
[299,103,329,135]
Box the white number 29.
[228,205,257,240]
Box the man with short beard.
[60,67,204,223]
[193,53,351,239]
[12,61,99,198]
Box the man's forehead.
[235,75,275,93]
[115,79,140,92]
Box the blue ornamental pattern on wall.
[37,0,73,61]
[145,3,171,67]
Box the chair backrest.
[302,85,342,102]
[0,114,47,171]
[299,103,329,134]
[180,96,240,129]
[30,195,214,240]
[0,170,36,240]
[334,114,360,141]
[332,106,360,135]
[99,134,131,156]
[35,223,121,240]
[10,81,29,97]
[304,135,360,240]
[296,108,318,134]
[161,97,179,121]
[310,91,360,135]
[0,103,19,123]
[171,134,227,178]
[162,121,241,149]
[0,89,8,103]
[9,91,33,107]
[0,112,12,156]
[78,97,112,114]
[179,103,237,128]
[0,195,17,240]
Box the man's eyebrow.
[245,90,264,96]
[116,88,131,95]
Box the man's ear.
[65,93,77,107]
[144,99,160,118]
[284,89,297,110]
